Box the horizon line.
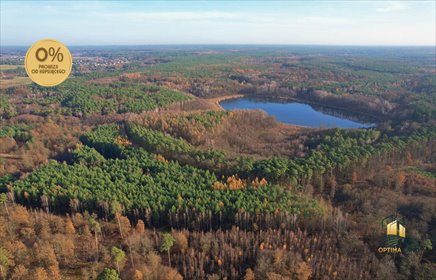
[1,43,435,48]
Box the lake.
[220,97,373,128]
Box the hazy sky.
[1,1,435,46]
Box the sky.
[1,1,435,46]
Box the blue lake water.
[220,97,373,128]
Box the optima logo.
[377,215,406,254]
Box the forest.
[0,46,435,279]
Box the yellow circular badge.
[24,39,72,87]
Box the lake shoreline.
[207,94,245,111]
[258,95,382,123]
[214,93,382,124]
[220,96,375,129]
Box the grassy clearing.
[0,77,32,89]
[404,166,436,179]
[0,64,23,71]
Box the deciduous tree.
[160,233,175,266]
[0,247,8,280]
[110,246,125,274]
